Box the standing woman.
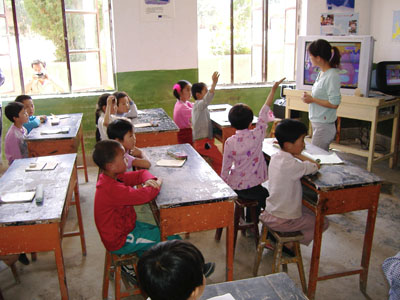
[302,39,341,151]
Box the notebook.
[0,191,36,203]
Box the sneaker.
[203,262,215,278]
[18,254,30,265]
[121,265,137,285]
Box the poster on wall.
[327,0,355,12]
[393,10,400,41]
[140,0,175,22]
[320,13,358,36]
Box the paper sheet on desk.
[156,159,186,167]
[40,127,70,135]
[303,151,344,164]
[0,191,36,203]
[134,122,158,128]
[206,293,235,300]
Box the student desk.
[262,138,382,299]
[200,272,308,300]
[25,113,89,182]
[209,104,258,146]
[283,89,400,172]
[142,144,237,281]
[0,153,86,300]
[130,108,179,147]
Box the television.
[375,61,400,96]
[296,35,375,97]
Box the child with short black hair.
[107,119,151,170]
[260,119,328,253]
[191,71,222,174]
[137,240,215,300]
[95,93,119,140]
[15,94,47,133]
[173,80,193,144]
[221,78,285,222]
[4,101,29,165]
[114,91,138,118]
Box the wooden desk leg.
[360,194,379,295]
[74,170,87,256]
[367,111,378,172]
[307,206,325,300]
[54,232,69,300]
[79,129,89,183]
[389,103,399,168]
[225,223,234,281]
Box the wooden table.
[25,113,89,182]
[263,138,382,299]
[283,89,400,172]
[0,153,86,300]
[209,104,258,146]
[142,144,237,281]
[130,108,179,147]
[200,272,308,300]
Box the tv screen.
[386,64,400,86]
[303,41,361,90]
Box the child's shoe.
[18,253,30,265]
[203,262,215,278]
[121,264,137,285]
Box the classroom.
[0,0,399,299]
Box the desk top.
[142,144,237,209]
[200,273,307,300]
[0,154,76,226]
[263,138,381,192]
[209,104,258,127]
[25,113,82,141]
[130,108,178,133]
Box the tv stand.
[283,89,400,172]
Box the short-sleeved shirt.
[23,115,41,133]
[192,92,214,141]
[97,113,119,140]
[5,124,28,165]
[173,100,193,129]
[310,68,341,123]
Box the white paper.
[40,127,70,135]
[206,293,236,300]
[0,191,36,203]
[156,159,186,167]
[303,151,343,165]
[134,123,153,128]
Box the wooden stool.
[102,251,141,300]
[215,198,259,251]
[253,225,307,293]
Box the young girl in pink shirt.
[173,80,193,145]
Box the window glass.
[66,13,99,50]
[65,0,96,11]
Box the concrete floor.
[0,150,399,300]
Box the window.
[197,0,298,85]
[0,0,114,96]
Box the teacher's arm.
[301,92,339,109]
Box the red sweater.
[94,170,159,251]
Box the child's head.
[191,83,207,100]
[173,80,192,101]
[113,91,131,114]
[137,240,206,300]
[107,119,136,151]
[92,140,127,173]
[228,103,254,130]
[307,39,341,69]
[15,95,34,116]
[5,101,28,125]
[275,119,308,155]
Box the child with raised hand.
[93,140,180,265]
[260,119,328,255]
[107,119,151,170]
[221,78,285,223]
[173,80,194,145]
[96,93,119,140]
[137,240,215,300]
[15,95,47,133]
[114,91,138,118]
[191,71,222,174]
[4,102,29,165]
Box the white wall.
[370,0,400,62]
[112,0,198,73]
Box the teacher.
[302,39,341,151]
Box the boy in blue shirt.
[15,95,47,133]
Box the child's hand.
[39,115,47,123]
[271,77,286,91]
[143,178,162,189]
[212,71,220,85]
[302,92,314,104]
[106,95,115,106]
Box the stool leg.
[282,263,288,273]
[31,252,37,262]
[233,205,242,250]
[239,207,246,236]
[10,263,20,284]
[214,228,223,241]
[253,226,268,276]
[102,252,111,300]
[273,241,283,273]
[294,242,307,294]
[250,206,259,247]
[115,265,122,300]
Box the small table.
[209,104,258,146]
[130,108,179,147]
[262,138,382,299]
[200,273,307,300]
[142,144,237,281]
[0,153,86,300]
[25,113,89,182]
